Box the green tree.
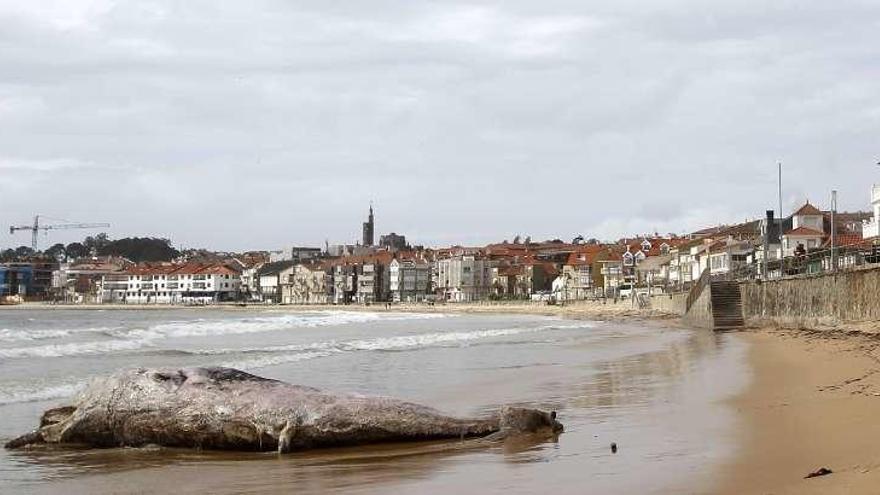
[65,242,88,259]
[98,237,180,262]
[14,246,35,259]
[44,243,66,260]
[0,249,16,262]
[83,233,110,255]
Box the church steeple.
[362,202,375,246]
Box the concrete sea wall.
[682,286,714,329]
[650,293,687,316]
[739,266,880,322]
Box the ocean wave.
[0,326,120,343]
[105,311,448,340]
[0,322,593,402]
[0,328,73,342]
[0,312,449,358]
[0,381,86,406]
[220,350,338,370]
[0,338,152,359]
[198,322,594,370]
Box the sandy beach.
[718,325,880,494]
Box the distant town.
[2,185,880,306]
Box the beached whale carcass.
[5,367,562,452]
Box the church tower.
[362,203,375,246]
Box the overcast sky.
[1,1,878,251]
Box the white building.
[864,185,880,239]
[782,202,826,256]
[256,261,296,303]
[436,255,493,302]
[356,261,390,304]
[239,262,265,301]
[111,263,241,304]
[389,257,431,302]
[281,263,330,304]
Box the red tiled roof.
[823,233,864,248]
[125,262,240,276]
[784,227,825,237]
[793,202,823,216]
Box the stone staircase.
[709,281,744,330]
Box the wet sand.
[719,327,880,494]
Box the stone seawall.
[739,266,880,322]
[650,293,687,316]
[682,286,714,329]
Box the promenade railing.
[721,241,880,283]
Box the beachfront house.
[114,262,241,304]
[281,262,331,304]
[389,257,431,302]
[436,254,493,302]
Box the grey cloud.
[1,0,879,250]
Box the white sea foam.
[108,311,448,340]
[0,328,73,342]
[0,326,120,343]
[0,321,593,402]
[221,350,338,370]
[0,381,86,406]
[206,322,594,370]
[0,338,152,359]
[0,312,449,359]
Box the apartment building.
[111,262,241,304]
[436,255,493,302]
[389,257,431,302]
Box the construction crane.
[9,215,110,251]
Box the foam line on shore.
[204,322,595,369]
[0,381,87,406]
[0,311,450,360]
